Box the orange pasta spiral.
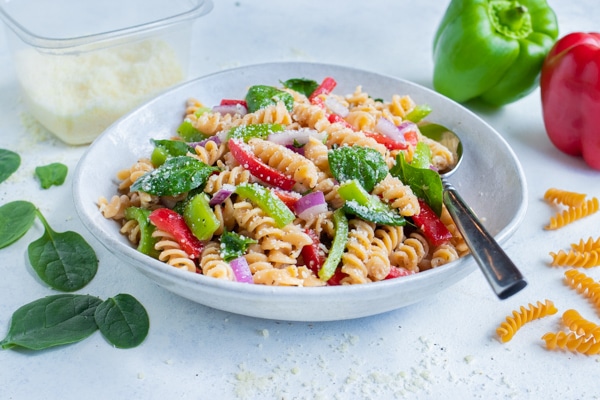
[561,309,600,341]
[545,197,599,230]
[550,249,600,268]
[571,237,600,253]
[543,188,586,207]
[541,331,600,355]
[496,299,558,343]
[563,269,600,313]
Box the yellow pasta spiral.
[303,136,331,173]
[544,188,587,207]
[496,299,558,343]
[550,249,600,268]
[152,230,197,272]
[325,125,387,156]
[248,138,319,190]
[374,225,405,255]
[430,243,459,268]
[545,197,599,230]
[116,158,154,192]
[212,198,237,236]
[372,174,420,216]
[368,237,392,281]
[98,195,134,220]
[571,236,600,253]
[341,219,375,285]
[421,136,455,173]
[191,140,226,166]
[190,112,236,136]
[541,331,600,355]
[239,102,293,126]
[120,219,140,245]
[564,269,600,313]
[292,101,329,131]
[561,309,600,341]
[313,172,344,209]
[204,165,250,195]
[200,241,234,280]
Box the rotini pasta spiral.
[541,331,600,355]
[372,174,420,217]
[549,249,600,268]
[496,299,558,343]
[561,309,600,341]
[340,219,375,285]
[571,237,600,253]
[152,229,197,272]
[200,241,234,280]
[563,269,600,313]
[544,188,587,207]
[545,197,599,230]
[430,243,459,268]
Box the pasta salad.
[98,76,468,286]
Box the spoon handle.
[442,183,527,299]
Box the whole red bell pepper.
[541,32,600,170]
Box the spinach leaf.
[94,294,149,349]
[328,146,388,192]
[0,149,20,184]
[227,123,284,142]
[0,294,102,350]
[34,162,68,189]
[177,119,209,142]
[0,200,37,249]
[130,156,218,196]
[150,139,195,166]
[390,152,443,216]
[342,198,406,226]
[28,209,98,292]
[220,231,257,262]
[245,85,294,113]
[281,78,319,97]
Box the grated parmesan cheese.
[14,39,184,145]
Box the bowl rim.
[73,61,528,318]
[0,0,213,51]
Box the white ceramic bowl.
[73,62,527,322]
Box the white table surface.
[1,1,599,399]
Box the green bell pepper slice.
[318,209,348,282]
[433,0,558,106]
[124,207,160,258]
[183,193,221,241]
[337,180,405,226]
[227,123,284,142]
[235,183,295,228]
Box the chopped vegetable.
[281,78,319,97]
[411,199,453,247]
[404,105,432,123]
[308,77,337,103]
[183,193,220,241]
[267,128,326,147]
[301,229,325,274]
[433,0,558,105]
[212,103,248,116]
[124,207,159,258]
[318,209,348,281]
[294,191,328,220]
[149,208,203,259]
[177,119,208,142]
[235,183,295,228]
[328,145,388,192]
[130,156,218,196]
[209,184,236,206]
[245,85,294,112]
[385,266,414,280]
[338,180,405,226]
[151,139,195,166]
[220,231,257,262]
[541,32,600,170]
[228,139,296,190]
[228,123,284,142]
[229,256,254,283]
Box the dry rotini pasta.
[496,299,558,343]
[561,309,600,341]
[549,249,600,268]
[571,237,600,253]
[541,331,600,355]
[563,269,600,314]
[544,188,587,207]
[99,75,466,286]
[544,193,599,230]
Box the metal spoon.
[419,123,527,300]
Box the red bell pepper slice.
[309,77,337,104]
[220,99,248,108]
[411,199,452,247]
[228,139,296,191]
[301,229,325,274]
[364,130,419,151]
[326,269,347,286]
[149,208,204,259]
[327,113,355,130]
[541,32,600,170]
[272,189,301,211]
[385,266,414,280]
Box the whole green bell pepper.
[433,0,558,106]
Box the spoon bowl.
[419,123,527,299]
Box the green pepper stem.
[488,1,532,39]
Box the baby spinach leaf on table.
[0,200,36,249]
[28,209,98,292]
[130,156,218,196]
[34,162,68,189]
[0,294,102,350]
[0,149,20,184]
[94,294,149,349]
[328,146,388,192]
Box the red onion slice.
[212,103,248,116]
[325,96,349,117]
[294,191,328,220]
[209,184,236,206]
[230,256,253,283]
[375,117,406,144]
[267,128,326,147]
